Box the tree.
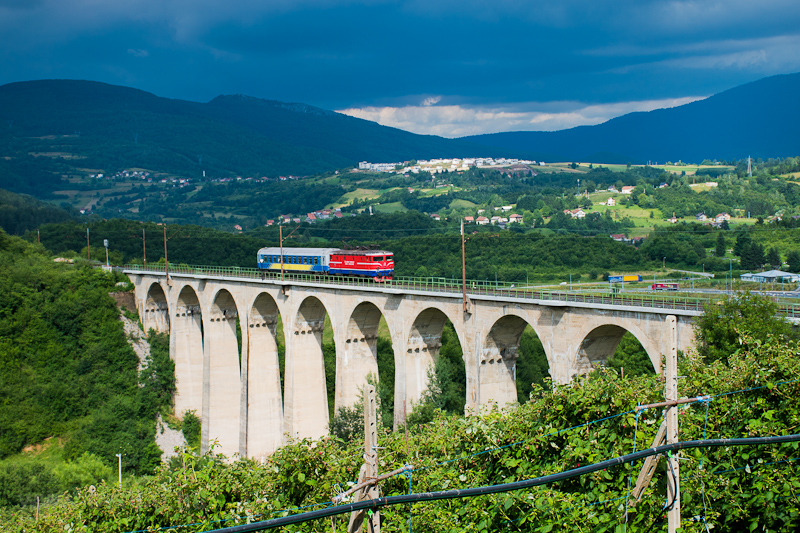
[766,247,781,269]
[604,333,655,376]
[787,250,800,273]
[715,232,726,257]
[733,229,751,257]
[695,292,797,364]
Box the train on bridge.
[257,247,394,281]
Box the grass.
[449,199,477,209]
[374,202,407,214]
[341,188,380,201]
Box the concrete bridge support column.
[479,315,525,408]
[246,294,284,459]
[172,287,204,418]
[202,291,241,456]
[336,302,382,413]
[401,309,446,416]
[284,297,329,441]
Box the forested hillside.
[0,230,175,506]
[0,80,497,194]
[0,188,75,235]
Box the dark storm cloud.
[1,0,799,134]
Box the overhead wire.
[199,435,800,533]
[115,378,800,533]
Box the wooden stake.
[665,315,680,532]
[629,420,667,504]
[349,386,380,533]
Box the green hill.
[0,188,75,235]
[0,231,175,495]
[465,72,800,163]
[0,80,504,198]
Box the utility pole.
[348,385,380,533]
[665,315,680,532]
[461,219,470,314]
[104,239,109,267]
[116,453,123,488]
[163,225,169,284]
[279,225,300,283]
[628,315,681,533]
[280,225,285,281]
[86,228,90,261]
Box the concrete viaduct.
[125,266,698,461]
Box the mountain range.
[0,73,798,192]
[467,72,800,164]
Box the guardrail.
[121,264,800,317]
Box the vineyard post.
[348,385,380,533]
[666,315,681,532]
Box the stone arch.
[284,296,330,441]
[172,284,204,418]
[402,307,451,411]
[480,314,533,407]
[573,321,661,376]
[246,292,284,459]
[336,301,384,412]
[203,288,242,456]
[143,282,169,334]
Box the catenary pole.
[461,219,468,313]
[279,225,284,281]
[164,225,169,284]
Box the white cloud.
[421,95,441,106]
[337,96,705,137]
[127,48,149,57]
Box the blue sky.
[1,0,799,137]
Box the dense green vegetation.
[0,188,75,235]
[0,230,175,498]
[6,306,799,531]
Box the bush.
[181,411,201,449]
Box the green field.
[373,202,407,213]
[449,198,477,209]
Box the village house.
[715,212,731,224]
[509,213,524,223]
[621,186,636,194]
[564,208,586,219]
[696,213,707,221]
[430,213,441,221]
[603,197,615,206]
[464,216,475,223]
[476,216,490,225]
